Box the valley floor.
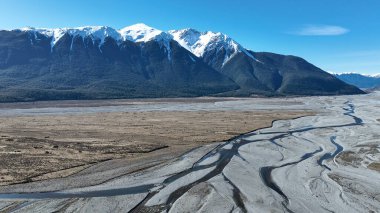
[0,93,379,212]
[0,98,310,187]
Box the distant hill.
[0,24,364,102]
[334,73,380,89]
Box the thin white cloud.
[292,25,349,36]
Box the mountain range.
[334,73,380,89]
[0,23,364,102]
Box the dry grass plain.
[0,99,313,185]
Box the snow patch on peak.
[360,73,380,78]
[19,26,121,52]
[120,23,158,42]
[168,28,201,53]
[169,28,258,65]
[17,24,174,59]
[119,23,173,60]
[119,23,172,43]
[75,26,121,43]
[333,72,380,78]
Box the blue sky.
[1,0,379,74]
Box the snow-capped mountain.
[334,73,380,89]
[169,28,257,66]
[0,23,364,102]
[17,24,256,63]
